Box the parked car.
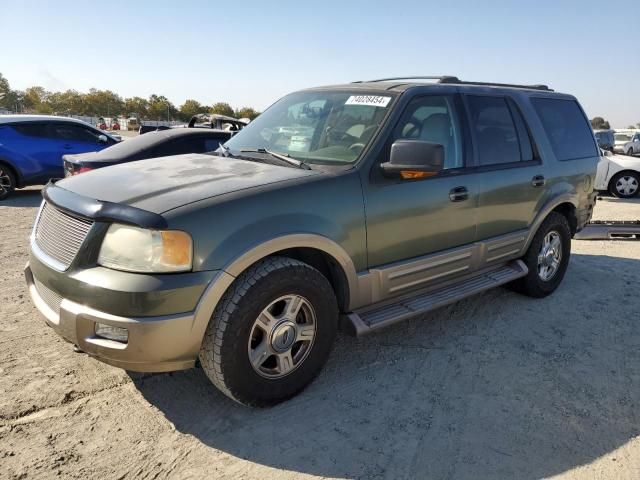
[26,76,598,406]
[63,127,232,176]
[613,130,640,156]
[594,129,615,152]
[595,148,640,198]
[0,115,119,200]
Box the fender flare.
[523,194,578,252]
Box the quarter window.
[466,95,522,166]
[531,97,597,161]
[392,95,463,169]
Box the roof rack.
[354,76,552,91]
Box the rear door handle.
[449,186,469,202]
[532,175,545,187]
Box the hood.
[63,151,106,164]
[608,152,640,168]
[57,153,320,214]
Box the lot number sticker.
[345,95,391,107]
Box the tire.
[0,163,16,201]
[199,256,338,407]
[627,148,634,157]
[609,171,640,198]
[509,212,571,298]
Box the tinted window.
[392,95,463,169]
[11,123,49,138]
[155,136,207,156]
[531,98,597,161]
[466,95,521,166]
[49,124,102,143]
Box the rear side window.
[11,123,49,138]
[155,136,207,156]
[466,95,523,166]
[49,124,102,143]
[531,98,597,161]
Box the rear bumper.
[25,263,234,372]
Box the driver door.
[361,94,478,299]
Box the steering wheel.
[349,143,365,154]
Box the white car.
[596,149,640,198]
[613,131,640,156]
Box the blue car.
[0,115,119,200]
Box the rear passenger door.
[463,94,546,243]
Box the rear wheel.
[509,212,571,298]
[0,164,16,201]
[627,148,635,157]
[609,171,640,198]
[199,256,338,406]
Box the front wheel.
[609,171,640,198]
[508,212,571,298]
[627,148,635,157]
[0,164,16,201]
[199,256,338,406]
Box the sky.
[1,0,638,127]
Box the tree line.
[590,117,640,130]
[0,72,260,122]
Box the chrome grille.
[34,278,63,315]
[34,202,93,269]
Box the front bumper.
[25,262,234,372]
[613,146,626,153]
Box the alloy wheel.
[537,231,562,281]
[248,294,317,379]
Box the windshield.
[615,133,632,142]
[224,91,394,164]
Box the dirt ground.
[1,190,639,480]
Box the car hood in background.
[58,153,320,214]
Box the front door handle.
[532,175,545,187]
[449,186,469,202]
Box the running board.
[342,260,528,336]
[574,220,640,240]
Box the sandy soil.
[1,190,639,479]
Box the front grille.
[34,202,93,269]
[34,278,63,315]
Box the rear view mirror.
[381,140,444,179]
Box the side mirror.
[381,140,444,179]
[98,134,109,143]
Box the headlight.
[98,224,193,273]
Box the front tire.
[627,148,635,157]
[0,164,16,201]
[509,212,571,298]
[609,171,640,198]
[199,256,338,406]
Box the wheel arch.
[523,195,578,252]
[222,234,359,312]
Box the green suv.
[25,76,599,406]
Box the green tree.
[0,72,11,109]
[82,89,124,117]
[23,86,49,112]
[147,94,177,121]
[235,107,260,120]
[210,102,235,117]
[124,96,149,119]
[590,117,610,130]
[179,99,203,121]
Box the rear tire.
[0,163,16,201]
[509,212,571,298]
[609,171,640,198]
[199,256,338,407]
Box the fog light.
[95,323,129,343]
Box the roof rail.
[353,76,552,91]
[353,76,460,84]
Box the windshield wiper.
[240,148,311,170]
[217,142,232,157]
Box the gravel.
[1,189,639,479]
